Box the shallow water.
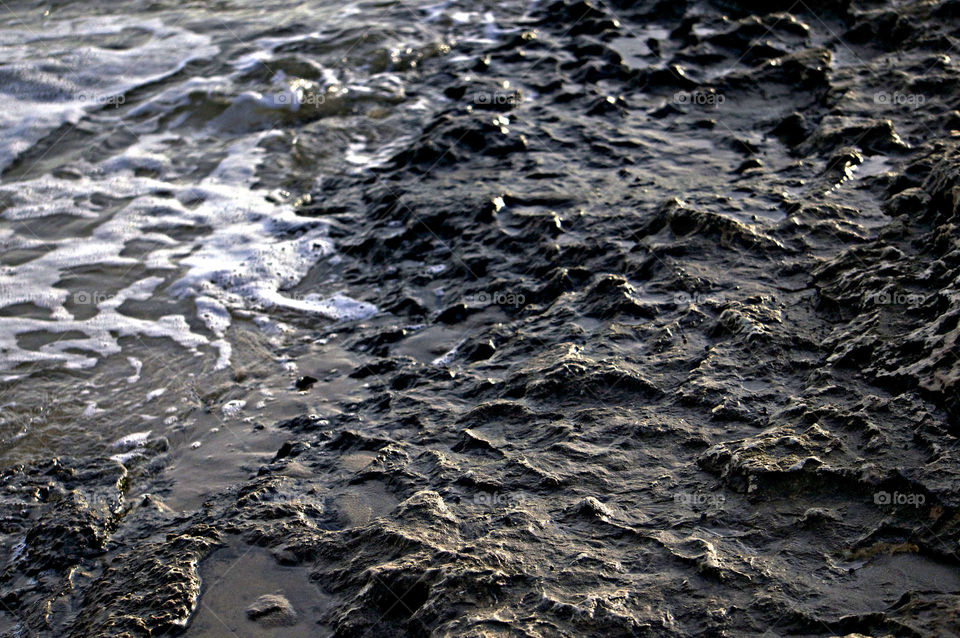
[0,0,520,471]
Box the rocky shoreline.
[4,0,960,636]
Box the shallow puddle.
[185,543,333,638]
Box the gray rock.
[246,594,298,627]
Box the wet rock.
[7,1,960,636]
[277,413,330,432]
[748,47,833,88]
[802,116,909,156]
[734,157,763,174]
[388,112,528,170]
[649,102,682,118]
[845,10,917,48]
[349,356,417,379]
[0,458,125,587]
[272,440,312,462]
[822,146,864,183]
[295,375,318,390]
[246,594,298,626]
[435,302,475,324]
[882,186,930,217]
[586,94,628,116]
[771,111,809,147]
[70,525,221,637]
[506,348,664,402]
[579,275,657,319]
[463,338,496,362]
[535,0,606,26]
[630,64,699,90]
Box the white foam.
[110,449,146,464]
[343,133,416,169]
[0,17,217,171]
[113,430,152,449]
[259,291,378,321]
[0,131,374,373]
[0,11,402,377]
[221,400,246,419]
[0,273,209,371]
[432,339,465,367]
[126,357,143,384]
[82,402,104,417]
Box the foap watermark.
[292,91,327,107]
[73,291,114,305]
[674,90,725,107]
[874,490,925,507]
[674,291,724,306]
[473,91,522,107]
[674,492,726,508]
[75,92,126,108]
[266,91,327,107]
[866,290,927,306]
[874,92,926,107]
[464,290,526,308]
[301,91,327,106]
[473,491,523,508]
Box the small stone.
[295,375,318,391]
[465,339,496,362]
[734,158,763,174]
[246,594,297,627]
